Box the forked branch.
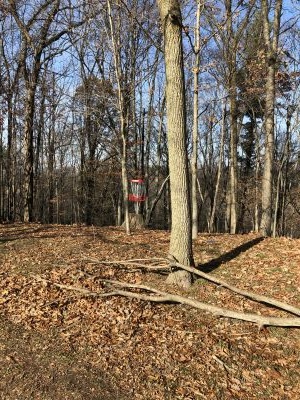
[169,260,300,317]
[81,257,300,317]
[32,275,300,328]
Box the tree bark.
[225,0,238,234]
[272,106,291,237]
[157,0,194,288]
[107,0,130,234]
[23,83,38,222]
[260,0,282,236]
[191,1,202,239]
[209,99,226,233]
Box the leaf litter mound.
[0,223,299,399]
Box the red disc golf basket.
[129,179,147,214]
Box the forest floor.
[0,223,299,400]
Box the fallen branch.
[31,275,300,328]
[82,257,300,317]
[98,279,300,327]
[169,261,300,317]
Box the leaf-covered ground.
[0,223,299,399]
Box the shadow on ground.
[198,236,265,273]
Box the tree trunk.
[254,119,260,232]
[6,94,15,221]
[228,89,238,234]
[225,0,238,234]
[48,96,56,224]
[23,85,36,222]
[209,99,226,233]
[0,112,3,221]
[107,0,130,235]
[121,119,130,234]
[260,0,282,236]
[145,175,169,226]
[157,0,194,288]
[272,106,291,237]
[191,1,201,239]
[144,49,159,217]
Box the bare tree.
[7,0,85,221]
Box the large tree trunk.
[157,0,194,288]
[260,0,282,236]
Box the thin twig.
[82,257,166,264]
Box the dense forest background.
[0,0,300,237]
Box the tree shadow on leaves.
[198,236,265,273]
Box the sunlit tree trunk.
[260,0,282,236]
[253,117,260,232]
[191,1,202,239]
[157,0,194,288]
[107,0,130,234]
[225,0,238,234]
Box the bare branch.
[81,256,300,317]
[31,274,300,328]
[169,261,300,317]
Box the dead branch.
[82,256,300,317]
[99,279,300,327]
[169,261,300,317]
[31,275,300,328]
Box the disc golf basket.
[128,179,146,214]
